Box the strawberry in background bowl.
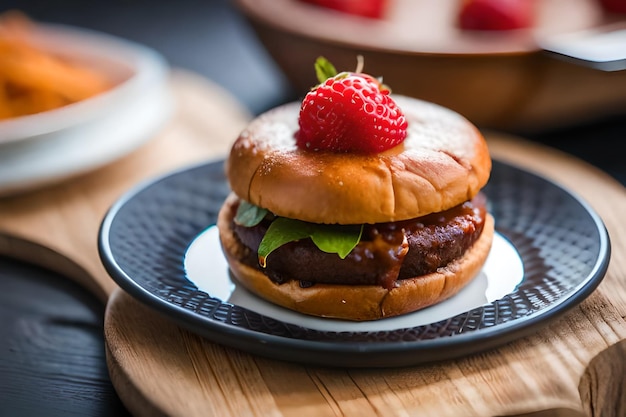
[596,0,626,13]
[457,0,534,31]
[297,0,389,19]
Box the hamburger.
[218,57,493,321]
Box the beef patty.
[231,193,488,290]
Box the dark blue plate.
[98,159,610,367]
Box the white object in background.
[539,24,626,71]
[0,23,174,196]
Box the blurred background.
[0,0,624,416]
[3,0,624,180]
[0,0,296,116]
[4,0,626,128]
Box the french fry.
[0,11,114,120]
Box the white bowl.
[0,23,173,196]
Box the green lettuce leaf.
[258,217,363,268]
[234,200,268,227]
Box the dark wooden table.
[0,1,624,416]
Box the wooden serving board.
[1,70,625,417]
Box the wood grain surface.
[1,71,625,417]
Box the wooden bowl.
[235,0,626,132]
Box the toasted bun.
[217,193,495,321]
[226,95,491,224]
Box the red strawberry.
[596,0,626,13]
[299,0,388,19]
[458,0,534,31]
[295,57,407,154]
